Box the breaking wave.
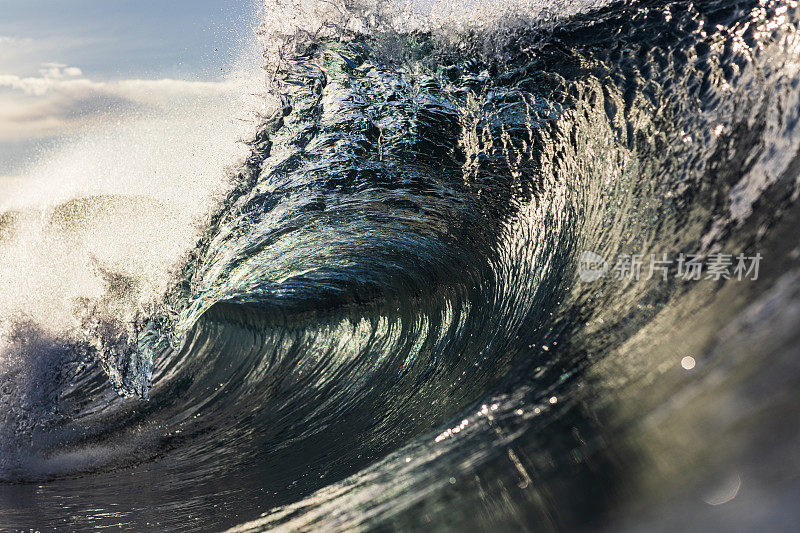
[3,0,800,530]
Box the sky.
[0,0,258,178]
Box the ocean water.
[2,0,800,530]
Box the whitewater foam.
[0,33,266,397]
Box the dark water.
[2,0,800,530]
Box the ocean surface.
[2,0,800,530]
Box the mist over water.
[3,0,800,531]
[0,51,266,391]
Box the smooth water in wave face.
[3,0,800,530]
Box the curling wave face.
[3,0,800,530]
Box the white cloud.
[0,63,239,141]
[0,36,33,45]
[0,34,100,76]
[36,63,83,79]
